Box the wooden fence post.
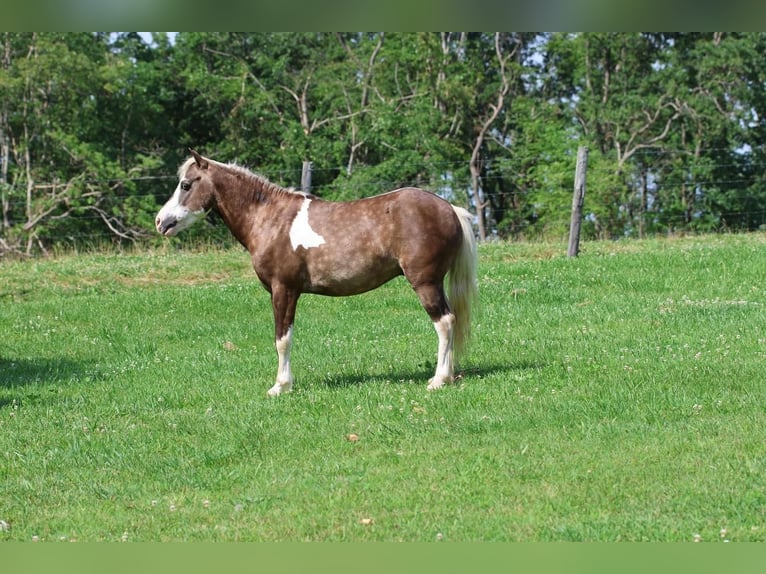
[301,161,312,194]
[567,146,589,257]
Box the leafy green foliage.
[2,32,766,254]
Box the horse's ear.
[189,148,209,170]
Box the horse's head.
[155,149,215,236]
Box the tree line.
[2,32,766,255]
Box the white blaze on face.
[289,198,326,251]
[156,183,205,236]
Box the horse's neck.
[213,169,292,249]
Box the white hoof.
[267,381,293,396]
[427,376,453,391]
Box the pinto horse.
[156,150,478,396]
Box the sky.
[138,32,177,46]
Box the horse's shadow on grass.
[319,360,543,389]
[0,357,86,393]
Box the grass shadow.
[320,361,544,389]
[0,357,87,389]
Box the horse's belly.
[305,256,402,296]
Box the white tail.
[448,206,478,359]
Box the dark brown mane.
[213,160,313,205]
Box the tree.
[465,33,518,241]
[4,32,766,255]
[0,33,184,254]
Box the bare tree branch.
[469,33,519,240]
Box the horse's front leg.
[267,285,300,397]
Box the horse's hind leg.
[412,283,455,390]
[430,312,456,390]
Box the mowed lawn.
[1,234,766,541]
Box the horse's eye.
[180,181,191,192]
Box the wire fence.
[2,151,766,257]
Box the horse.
[155,150,478,396]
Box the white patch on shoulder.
[289,198,326,251]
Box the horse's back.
[342,186,455,227]
[313,187,459,252]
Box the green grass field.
[2,234,766,541]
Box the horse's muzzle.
[156,216,178,236]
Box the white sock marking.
[428,314,455,390]
[268,326,294,396]
[289,198,326,251]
